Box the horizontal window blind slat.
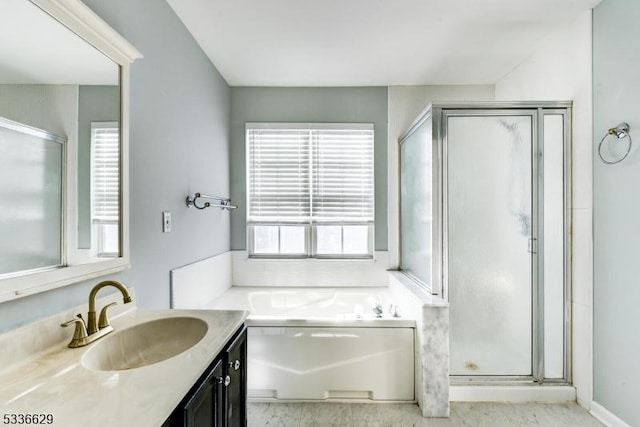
[247,124,374,224]
[247,126,310,220]
[91,124,119,222]
[311,128,374,223]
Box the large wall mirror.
[0,0,141,302]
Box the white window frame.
[0,0,141,304]
[246,123,375,259]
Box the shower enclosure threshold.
[449,384,576,403]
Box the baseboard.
[590,401,631,427]
[248,397,417,404]
[450,385,576,402]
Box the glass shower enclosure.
[399,102,571,382]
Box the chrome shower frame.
[398,101,573,385]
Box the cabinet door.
[166,324,247,427]
[182,358,225,427]
[225,328,247,427]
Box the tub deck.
[203,286,416,402]
[206,286,415,327]
[170,256,450,416]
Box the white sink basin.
[82,316,208,371]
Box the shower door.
[446,111,535,377]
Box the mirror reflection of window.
[90,122,119,257]
[0,0,139,300]
[0,0,122,279]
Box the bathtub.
[206,287,416,401]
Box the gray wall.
[0,0,230,333]
[230,87,388,251]
[77,85,120,249]
[593,0,640,424]
[0,85,78,137]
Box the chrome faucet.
[372,300,384,318]
[61,280,133,348]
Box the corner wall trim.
[590,401,631,427]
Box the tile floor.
[247,402,604,427]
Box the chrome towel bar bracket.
[186,193,238,211]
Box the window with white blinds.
[311,127,374,223]
[247,127,311,222]
[91,122,119,256]
[247,123,374,258]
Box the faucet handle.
[372,302,383,317]
[388,304,401,318]
[61,317,88,348]
[98,302,118,330]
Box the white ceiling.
[0,0,118,85]
[167,0,600,87]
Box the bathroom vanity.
[164,325,247,427]
[0,293,248,427]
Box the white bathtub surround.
[248,326,415,401]
[170,251,232,308]
[201,286,416,402]
[231,250,390,287]
[169,257,450,414]
[211,286,407,324]
[0,290,248,427]
[388,272,450,417]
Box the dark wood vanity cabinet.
[225,326,247,426]
[165,325,247,427]
[178,358,226,427]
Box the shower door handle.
[528,238,537,254]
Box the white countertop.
[0,308,248,427]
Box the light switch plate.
[162,211,171,233]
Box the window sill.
[247,255,376,262]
